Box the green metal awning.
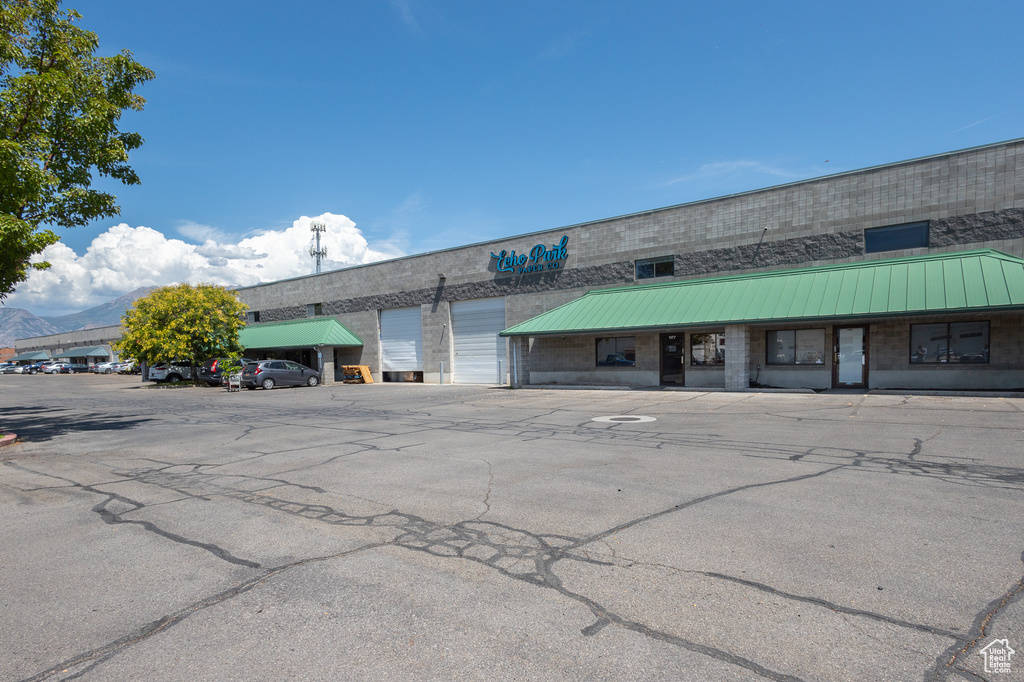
[239,318,363,349]
[501,249,1024,337]
[61,346,109,357]
[9,351,50,361]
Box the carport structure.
[239,318,363,385]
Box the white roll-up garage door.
[380,307,423,371]
[452,298,507,384]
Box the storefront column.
[320,345,335,385]
[724,325,750,392]
[510,337,531,388]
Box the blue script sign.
[491,235,569,274]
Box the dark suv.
[198,357,254,386]
[241,360,320,390]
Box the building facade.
[14,139,1024,391]
[235,138,1024,391]
[12,326,120,365]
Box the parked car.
[91,361,118,374]
[241,360,320,390]
[147,361,193,383]
[118,360,139,374]
[42,362,70,374]
[1,364,24,374]
[197,357,254,386]
[59,363,89,374]
[24,363,43,375]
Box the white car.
[147,361,192,383]
[91,361,118,374]
[42,362,70,374]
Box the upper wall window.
[910,321,989,363]
[596,337,636,367]
[864,221,929,253]
[306,303,323,317]
[636,256,674,280]
[246,311,260,324]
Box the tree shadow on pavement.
[0,405,156,444]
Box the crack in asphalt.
[11,460,823,682]
[926,550,1024,682]
[4,463,261,569]
[6,396,1024,681]
[16,542,386,682]
[697,571,963,640]
[569,465,845,550]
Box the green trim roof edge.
[239,317,363,349]
[500,249,1024,337]
[61,345,110,357]
[9,351,51,361]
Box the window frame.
[909,321,990,364]
[864,221,929,254]
[306,303,323,317]
[765,328,827,366]
[689,332,725,366]
[635,256,675,280]
[595,336,637,368]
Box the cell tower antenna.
[309,221,327,274]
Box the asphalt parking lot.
[1,373,1022,681]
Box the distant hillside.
[41,286,156,331]
[0,308,65,346]
[0,286,156,346]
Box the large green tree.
[115,284,248,380]
[0,0,153,299]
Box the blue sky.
[8,0,1024,316]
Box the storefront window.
[690,333,725,365]
[910,321,989,363]
[766,329,826,365]
[596,337,636,367]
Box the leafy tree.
[0,0,154,299]
[115,284,248,381]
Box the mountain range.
[0,287,156,347]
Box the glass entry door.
[833,326,867,388]
[660,333,684,385]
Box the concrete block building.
[12,326,120,366]
[235,138,1024,392]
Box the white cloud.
[6,213,403,317]
[391,0,422,33]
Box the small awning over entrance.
[9,351,50,362]
[501,249,1024,337]
[239,318,363,350]
[62,346,109,358]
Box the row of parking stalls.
[379,297,508,384]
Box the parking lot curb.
[0,432,17,447]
